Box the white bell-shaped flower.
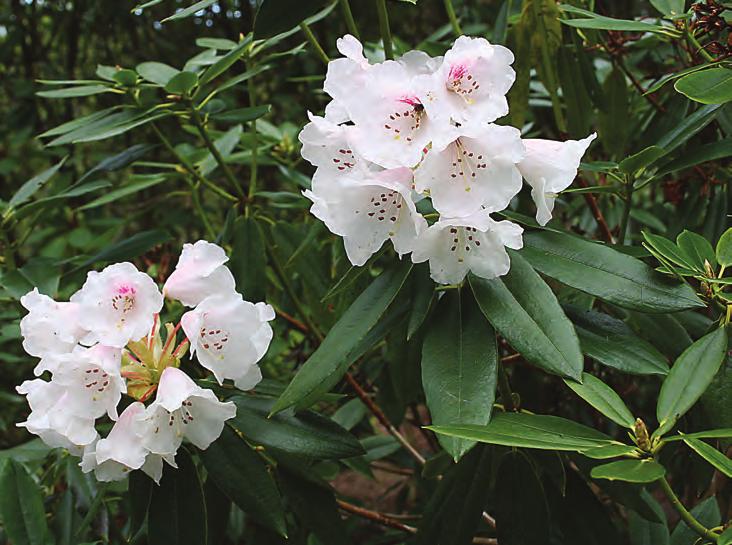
[304,167,427,266]
[181,292,274,390]
[140,367,236,456]
[163,240,236,307]
[333,59,445,168]
[299,113,371,178]
[418,35,515,125]
[414,123,524,217]
[411,210,524,285]
[19,288,86,375]
[80,402,175,483]
[518,133,597,226]
[71,262,163,348]
[49,344,126,421]
[16,379,97,451]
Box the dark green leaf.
[677,230,716,270]
[469,251,583,380]
[670,496,720,545]
[68,229,171,273]
[682,436,732,477]
[565,306,669,376]
[201,425,286,536]
[565,373,635,428]
[230,217,267,303]
[619,146,666,174]
[0,460,50,545]
[8,157,67,208]
[561,17,667,32]
[36,84,112,98]
[407,263,434,340]
[650,0,685,16]
[112,68,138,86]
[148,449,207,545]
[628,490,669,545]
[78,175,167,210]
[718,526,732,545]
[598,68,629,158]
[415,445,493,545]
[590,460,666,483]
[664,429,732,442]
[199,40,249,86]
[521,231,704,313]
[278,468,348,545]
[212,105,272,123]
[229,395,365,459]
[494,451,550,545]
[136,62,180,86]
[421,290,498,460]
[428,411,615,452]
[657,104,722,154]
[656,327,728,437]
[716,228,732,267]
[675,68,732,105]
[162,0,216,22]
[271,261,412,413]
[164,71,199,95]
[655,138,732,178]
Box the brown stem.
[344,372,426,465]
[577,178,616,243]
[336,500,498,544]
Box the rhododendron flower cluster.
[16,241,274,483]
[300,35,596,284]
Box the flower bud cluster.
[300,35,595,284]
[16,241,274,483]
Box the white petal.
[305,168,425,266]
[71,262,163,348]
[181,294,274,385]
[95,402,148,470]
[163,240,236,307]
[182,388,236,450]
[415,124,524,217]
[419,35,515,125]
[233,364,262,391]
[19,289,84,369]
[518,133,596,226]
[411,211,523,284]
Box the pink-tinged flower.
[518,133,597,225]
[80,402,175,483]
[140,367,236,456]
[304,167,427,266]
[47,344,126,421]
[16,379,97,451]
[19,288,85,375]
[414,123,524,217]
[332,59,445,168]
[299,113,370,177]
[418,35,515,125]
[71,262,163,348]
[411,210,524,285]
[181,292,274,390]
[163,240,236,307]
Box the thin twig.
[577,178,615,243]
[337,500,498,544]
[344,372,426,465]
